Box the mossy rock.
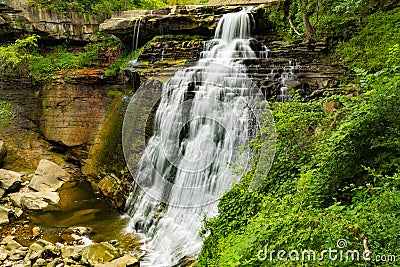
[81,242,120,265]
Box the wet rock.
[32,227,40,238]
[80,242,120,265]
[10,191,60,210]
[32,258,47,266]
[0,204,20,224]
[20,196,49,210]
[61,226,93,244]
[8,249,27,261]
[29,160,70,192]
[25,239,57,262]
[64,226,93,236]
[284,80,302,89]
[0,250,7,260]
[13,207,23,218]
[47,258,63,267]
[1,236,15,245]
[61,233,82,244]
[0,140,7,163]
[98,173,126,209]
[25,243,44,261]
[5,239,22,250]
[0,169,22,191]
[95,253,139,267]
[60,245,85,259]
[0,206,10,225]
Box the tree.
[300,0,316,42]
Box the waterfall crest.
[124,9,265,266]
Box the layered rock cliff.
[0,0,102,42]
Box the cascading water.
[124,9,265,266]
[132,18,142,52]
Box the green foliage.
[104,47,143,77]
[0,34,39,76]
[0,35,122,81]
[0,101,14,127]
[334,8,400,71]
[29,0,209,17]
[198,44,400,266]
[276,0,398,47]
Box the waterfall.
[132,18,142,52]
[124,9,265,266]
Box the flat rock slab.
[9,191,60,210]
[81,242,120,266]
[95,254,139,267]
[0,206,10,225]
[29,159,70,192]
[0,169,22,191]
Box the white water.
[132,18,142,52]
[125,9,263,266]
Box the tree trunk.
[300,0,316,43]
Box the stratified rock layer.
[0,0,102,42]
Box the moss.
[83,93,127,176]
[107,90,123,97]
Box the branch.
[288,17,304,36]
[313,0,321,28]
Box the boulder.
[60,245,85,259]
[32,258,47,266]
[61,226,93,246]
[9,191,60,210]
[0,249,7,260]
[25,242,45,261]
[8,249,27,260]
[25,240,58,265]
[80,242,120,266]
[1,235,15,245]
[27,239,57,258]
[32,227,41,238]
[4,238,22,251]
[97,173,126,208]
[0,140,7,162]
[95,254,139,267]
[29,159,70,192]
[0,169,22,191]
[0,206,10,225]
[20,195,50,210]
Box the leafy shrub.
[0,101,14,127]
[0,34,39,76]
[334,7,400,71]
[29,0,209,17]
[0,35,122,81]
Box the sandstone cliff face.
[40,70,114,147]
[100,5,246,49]
[0,70,128,175]
[0,0,102,42]
[0,74,45,170]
